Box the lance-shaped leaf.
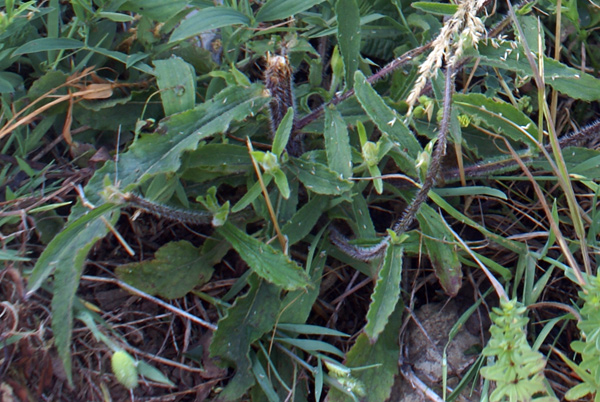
[210,276,281,401]
[288,158,353,195]
[75,84,269,215]
[328,300,403,402]
[453,93,538,148]
[255,0,326,22]
[324,105,353,179]
[154,58,196,115]
[417,204,462,297]
[476,42,600,102]
[336,0,361,89]
[281,195,329,246]
[170,7,250,42]
[354,71,421,175]
[364,245,403,342]
[26,203,120,383]
[217,222,310,290]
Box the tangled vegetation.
[2,0,600,401]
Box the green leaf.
[12,38,84,56]
[115,241,215,299]
[453,93,538,148]
[98,11,135,22]
[277,323,349,337]
[274,338,345,358]
[136,361,175,387]
[210,276,281,401]
[272,107,294,157]
[281,195,329,245]
[78,84,269,212]
[417,205,462,297]
[255,0,326,22]
[364,245,403,342]
[477,42,600,101]
[324,105,353,179]
[329,300,403,402]
[120,0,191,22]
[0,249,30,261]
[279,233,326,323]
[411,2,459,16]
[170,7,250,42]
[354,71,421,174]
[217,222,310,290]
[27,203,120,384]
[289,159,353,195]
[336,0,361,89]
[154,58,196,115]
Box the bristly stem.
[332,66,456,262]
[393,65,454,234]
[122,192,212,226]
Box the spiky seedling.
[481,299,558,402]
[564,274,600,401]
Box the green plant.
[3,0,600,400]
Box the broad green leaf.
[255,0,326,22]
[354,71,421,174]
[182,143,251,172]
[154,58,196,116]
[324,105,353,179]
[272,107,294,157]
[476,42,600,101]
[328,300,403,402]
[364,245,403,342]
[453,93,538,148]
[210,276,281,401]
[120,0,190,22]
[336,0,361,89]
[77,84,269,213]
[217,222,310,290]
[12,38,84,56]
[27,203,119,294]
[281,195,329,245]
[417,205,462,297]
[411,1,458,15]
[170,7,250,42]
[27,203,120,384]
[289,159,353,195]
[115,241,215,299]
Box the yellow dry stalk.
[406,0,487,114]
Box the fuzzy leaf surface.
[210,276,281,401]
[76,84,269,213]
[453,93,538,148]
[154,58,196,115]
[328,300,403,402]
[324,105,353,179]
[354,71,421,174]
[364,245,403,342]
[289,159,353,195]
[26,204,120,383]
[417,204,462,297]
[217,222,310,290]
[336,0,361,89]
[116,240,216,299]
